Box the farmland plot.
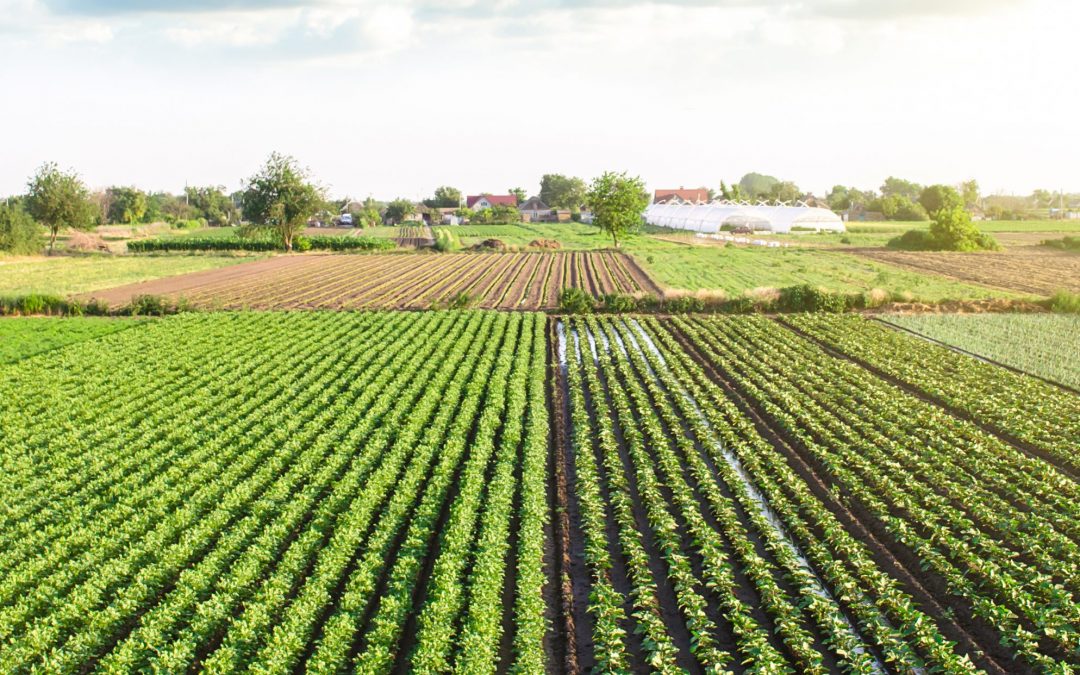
[0,311,551,672]
[670,315,1080,672]
[556,315,987,673]
[83,251,659,310]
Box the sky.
[0,0,1077,200]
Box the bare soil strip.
[851,247,1080,296]
[85,252,661,311]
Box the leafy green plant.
[558,287,594,313]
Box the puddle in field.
[618,317,894,675]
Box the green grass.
[0,254,259,297]
[622,238,1019,301]
[0,316,145,364]
[885,313,1080,389]
[434,223,617,250]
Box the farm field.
[435,222,621,250]
[885,313,1080,390]
[0,316,143,363]
[622,239,1018,300]
[2,311,1079,671]
[0,254,258,297]
[0,311,551,672]
[853,247,1080,296]
[555,314,1080,672]
[81,251,661,310]
[394,225,435,248]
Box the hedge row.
[562,284,908,314]
[127,235,395,253]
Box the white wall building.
[645,200,845,234]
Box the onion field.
[1,310,1077,672]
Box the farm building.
[645,200,845,233]
[466,194,518,210]
[654,188,710,204]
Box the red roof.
[467,194,518,208]
[654,188,709,204]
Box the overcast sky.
[0,0,1076,199]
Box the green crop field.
[2,310,1076,671]
[0,254,258,297]
[884,313,1080,389]
[622,238,1019,300]
[0,316,143,363]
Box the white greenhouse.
[645,200,845,234]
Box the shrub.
[446,292,473,309]
[434,229,460,252]
[559,287,594,314]
[127,235,394,253]
[0,203,42,254]
[1047,290,1080,314]
[1041,236,1080,252]
[601,293,638,313]
[665,295,705,313]
[775,284,851,313]
[888,206,1000,252]
[292,235,312,252]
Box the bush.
[0,203,42,254]
[446,292,473,309]
[775,284,851,313]
[434,229,460,252]
[1042,236,1080,252]
[1047,290,1080,314]
[665,295,705,313]
[558,287,594,313]
[601,293,638,313]
[292,235,313,252]
[887,207,1000,252]
[171,218,204,230]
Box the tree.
[0,200,42,254]
[423,186,462,209]
[146,191,193,223]
[881,194,928,221]
[737,172,779,199]
[384,198,415,225]
[354,197,382,228]
[240,153,324,252]
[539,174,586,209]
[719,181,744,201]
[185,185,238,226]
[586,171,648,248]
[106,186,149,225]
[25,162,94,254]
[508,187,528,203]
[960,179,980,209]
[888,206,1000,251]
[768,180,801,202]
[918,184,963,217]
[880,176,922,201]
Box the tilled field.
[83,251,661,310]
[852,246,1080,295]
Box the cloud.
[42,0,309,14]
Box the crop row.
[675,315,1080,671]
[0,311,550,672]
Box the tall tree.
[918,184,963,217]
[769,180,801,202]
[880,176,923,201]
[240,153,324,252]
[539,174,586,209]
[384,198,415,225]
[737,172,779,199]
[25,162,94,254]
[423,186,462,209]
[586,171,648,248]
[508,187,527,203]
[106,186,149,225]
[960,179,980,209]
[186,185,238,226]
[0,201,42,254]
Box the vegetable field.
[82,251,660,310]
[0,316,141,363]
[884,313,1080,390]
[555,314,1079,673]
[3,310,1078,672]
[0,311,550,672]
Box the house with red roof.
[653,188,710,204]
[467,194,519,210]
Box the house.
[466,194,518,210]
[437,207,462,225]
[518,196,550,222]
[654,188,710,204]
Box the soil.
[852,247,1080,295]
[80,252,664,311]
